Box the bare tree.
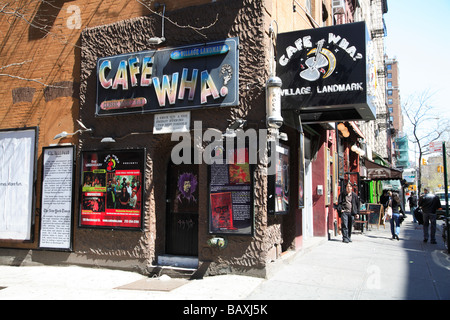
[403,90,450,193]
[0,0,218,87]
[0,0,80,87]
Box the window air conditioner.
[332,0,345,15]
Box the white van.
[436,191,450,210]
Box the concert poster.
[79,149,145,230]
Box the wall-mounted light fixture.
[100,137,116,143]
[266,20,283,130]
[278,132,288,141]
[351,144,365,157]
[337,122,350,138]
[221,119,247,139]
[266,76,283,129]
[207,237,228,249]
[53,120,93,140]
[149,3,166,45]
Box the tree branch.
[0,60,67,88]
[135,0,219,38]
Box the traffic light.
[438,165,444,172]
[422,158,427,165]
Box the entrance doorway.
[165,161,199,256]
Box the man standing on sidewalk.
[419,188,442,244]
[408,192,418,223]
[337,182,360,243]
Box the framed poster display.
[333,152,339,204]
[79,149,145,230]
[39,146,75,250]
[298,133,305,208]
[0,127,38,241]
[325,148,331,206]
[208,145,254,236]
[268,143,290,215]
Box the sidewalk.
[0,216,448,300]
[248,217,450,300]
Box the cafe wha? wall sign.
[96,38,239,116]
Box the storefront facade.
[0,0,383,278]
[76,0,287,277]
[0,0,308,278]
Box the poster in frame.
[325,147,331,206]
[39,145,75,251]
[333,152,339,204]
[208,144,254,236]
[0,127,38,242]
[268,143,290,215]
[298,132,305,209]
[79,149,145,231]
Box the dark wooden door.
[165,162,199,256]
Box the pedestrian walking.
[419,188,442,244]
[380,190,390,210]
[389,192,406,240]
[337,182,360,243]
[408,191,418,223]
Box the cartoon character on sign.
[299,39,337,82]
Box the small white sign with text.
[153,111,190,134]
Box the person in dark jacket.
[389,192,406,240]
[407,192,418,223]
[337,182,360,243]
[419,188,442,244]
[380,190,390,210]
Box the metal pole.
[443,142,450,253]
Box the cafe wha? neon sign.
[96,38,239,116]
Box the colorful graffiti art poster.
[210,192,235,231]
[208,147,254,235]
[80,149,145,230]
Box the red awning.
[349,121,365,139]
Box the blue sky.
[384,0,450,161]
[384,0,450,118]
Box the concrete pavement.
[248,216,450,300]
[0,215,448,300]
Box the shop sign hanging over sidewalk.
[276,22,376,123]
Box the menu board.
[208,147,254,235]
[367,203,382,227]
[80,149,145,230]
[39,146,74,250]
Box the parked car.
[436,191,450,210]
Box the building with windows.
[385,56,408,168]
[0,0,391,278]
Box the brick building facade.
[0,0,386,278]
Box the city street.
[248,215,450,300]
[0,213,448,301]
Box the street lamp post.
[442,142,450,253]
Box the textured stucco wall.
[77,0,285,277]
